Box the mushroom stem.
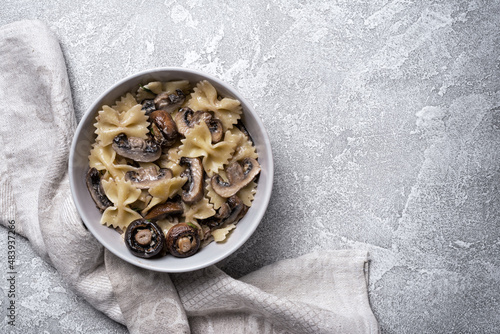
[177,237,192,253]
[135,229,152,246]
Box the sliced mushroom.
[222,195,247,225]
[112,133,161,162]
[236,120,254,145]
[125,167,173,189]
[149,122,166,147]
[144,199,184,220]
[194,112,223,143]
[149,110,178,147]
[203,195,247,228]
[211,158,261,198]
[175,107,194,135]
[125,219,165,258]
[165,223,200,258]
[180,157,204,204]
[141,99,156,115]
[175,108,223,143]
[154,89,185,113]
[86,167,112,212]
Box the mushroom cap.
[149,110,178,147]
[210,158,261,198]
[125,219,166,258]
[112,133,161,162]
[154,89,185,113]
[144,199,184,220]
[125,167,173,189]
[180,157,204,204]
[165,223,200,258]
[149,122,167,147]
[86,167,112,212]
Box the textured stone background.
[1,1,500,333]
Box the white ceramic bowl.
[69,68,273,273]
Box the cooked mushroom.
[180,157,204,204]
[125,219,165,258]
[149,110,178,147]
[125,167,173,189]
[165,223,200,257]
[112,133,161,162]
[175,108,223,143]
[236,120,254,145]
[86,167,112,212]
[203,195,247,228]
[149,122,166,147]
[211,158,261,198]
[144,199,184,220]
[222,195,247,225]
[141,99,156,115]
[193,111,223,143]
[154,89,185,113]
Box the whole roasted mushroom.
[154,89,185,113]
[180,157,204,204]
[112,133,161,162]
[149,110,178,147]
[86,167,112,212]
[175,108,223,143]
[125,219,165,258]
[211,158,261,198]
[165,223,200,258]
[125,167,173,189]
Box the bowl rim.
[68,67,274,272]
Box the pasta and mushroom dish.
[86,80,260,259]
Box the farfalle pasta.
[94,104,150,146]
[178,122,240,176]
[86,79,261,259]
[187,80,242,130]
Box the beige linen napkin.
[0,20,379,333]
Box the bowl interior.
[69,68,273,273]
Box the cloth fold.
[0,20,379,333]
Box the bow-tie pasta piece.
[212,223,237,242]
[142,176,188,214]
[136,80,191,103]
[229,127,258,163]
[113,93,139,112]
[178,122,240,176]
[100,178,142,229]
[136,81,163,101]
[94,104,149,146]
[183,197,216,223]
[88,143,135,180]
[187,80,242,131]
[163,80,190,95]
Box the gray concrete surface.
[1,1,500,333]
